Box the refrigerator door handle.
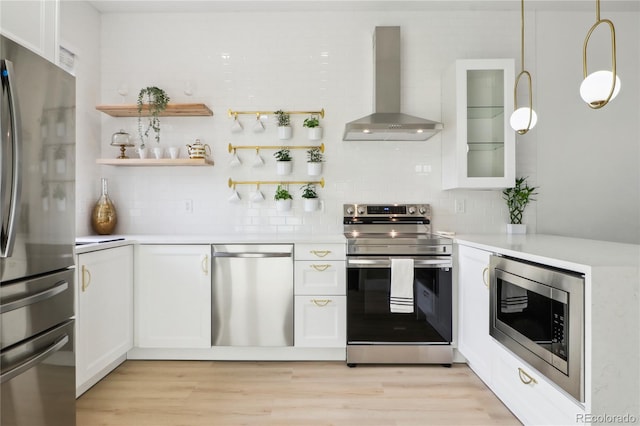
[0,59,22,258]
[0,334,69,384]
[0,280,69,314]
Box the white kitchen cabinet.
[135,245,211,348]
[442,59,515,189]
[0,0,59,63]
[456,244,494,384]
[76,245,133,396]
[294,242,346,348]
[294,296,346,348]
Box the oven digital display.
[367,205,406,215]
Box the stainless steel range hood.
[343,27,443,141]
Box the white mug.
[252,152,264,168]
[136,147,148,159]
[153,147,164,159]
[250,190,265,203]
[168,146,180,159]
[229,153,242,167]
[228,190,241,203]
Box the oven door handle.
[347,257,451,268]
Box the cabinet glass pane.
[466,69,505,178]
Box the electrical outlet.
[455,199,466,214]
[184,199,193,214]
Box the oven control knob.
[418,206,427,215]
[357,207,366,215]
[408,206,416,214]
[346,207,355,215]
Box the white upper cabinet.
[0,0,59,63]
[442,59,515,189]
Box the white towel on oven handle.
[390,258,414,313]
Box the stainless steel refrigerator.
[0,35,76,426]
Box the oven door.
[347,256,452,344]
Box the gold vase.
[91,178,117,235]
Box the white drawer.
[295,261,345,295]
[491,343,585,425]
[295,243,346,261]
[294,295,346,348]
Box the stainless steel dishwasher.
[212,244,294,346]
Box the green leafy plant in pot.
[274,184,293,212]
[502,176,538,234]
[275,110,292,140]
[137,86,170,149]
[303,115,322,141]
[274,147,292,175]
[300,183,319,212]
[306,146,323,176]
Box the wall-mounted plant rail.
[228,143,324,153]
[227,108,324,119]
[228,178,325,188]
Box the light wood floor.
[77,361,520,426]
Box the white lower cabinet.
[294,296,346,347]
[76,245,133,396]
[294,243,346,349]
[457,244,494,384]
[457,243,586,425]
[135,245,211,348]
[491,344,585,425]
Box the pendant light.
[580,0,621,108]
[510,0,537,135]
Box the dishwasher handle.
[213,252,292,258]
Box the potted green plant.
[300,183,319,212]
[502,176,538,234]
[137,86,170,149]
[275,110,292,140]
[303,115,323,140]
[274,184,293,212]
[274,147,292,175]
[306,146,323,176]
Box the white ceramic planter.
[276,161,292,176]
[307,162,322,176]
[307,127,323,141]
[507,224,527,234]
[303,198,320,212]
[278,126,292,140]
[275,199,292,212]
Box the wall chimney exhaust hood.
[343,26,443,141]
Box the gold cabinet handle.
[518,367,537,385]
[311,299,331,307]
[310,250,331,258]
[81,265,91,292]
[201,254,209,275]
[482,267,490,289]
[310,264,330,272]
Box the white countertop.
[75,233,346,254]
[455,233,640,272]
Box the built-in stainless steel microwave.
[489,255,585,402]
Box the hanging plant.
[137,86,170,148]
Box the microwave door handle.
[0,59,22,258]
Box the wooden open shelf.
[96,103,213,117]
[96,158,214,166]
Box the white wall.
[88,6,638,243]
[59,0,102,236]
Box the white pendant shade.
[580,70,621,106]
[510,107,538,133]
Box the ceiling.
[86,0,640,13]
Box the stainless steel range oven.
[344,203,453,366]
[490,255,585,402]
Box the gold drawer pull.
[482,267,490,289]
[311,299,331,307]
[310,250,331,258]
[518,367,537,385]
[311,264,330,272]
[81,265,91,292]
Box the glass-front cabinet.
[441,59,515,189]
